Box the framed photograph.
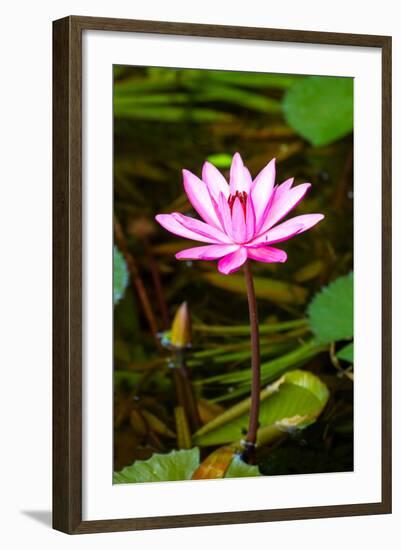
[53,16,392,534]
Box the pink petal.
[182,169,222,229]
[172,213,232,243]
[265,214,325,244]
[244,166,252,184]
[256,178,294,232]
[218,247,248,274]
[275,177,294,198]
[256,178,293,227]
[260,182,311,232]
[176,244,239,260]
[251,159,276,229]
[218,192,233,238]
[229,153,252,194]
[246,246,287,263]
[231,197,247,243]
[245,194,256,241]
[202,162,229,201]
[155,214,218,243]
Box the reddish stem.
[242,260,261,463]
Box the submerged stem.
[242,260,261,463]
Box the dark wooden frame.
[53,15,392,534]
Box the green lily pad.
[113,447,260,483]
[308,273,353,344]
[337,342,354,363]
[113,246,129,305]
[283,76,353,147]
[225,455,260,478]
[114,448,200,484]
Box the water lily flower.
[155,153,324,275]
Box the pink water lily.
[156,153,324,275]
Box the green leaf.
[225,455,260,478]
[203,273,307,305]
[206,153,232,169]
[114,448,200,484]
[308,273,353,344]
[283,76,353,146]
[337,342,354,363]
[113,246,129,305]
[193,370,329,446]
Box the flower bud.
[170,302,192,349]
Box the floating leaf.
[113,446,259,483]
[203,273,307,305]
[337,342,354,363]
[283,76,353,146]
[114,448,199,484]
[113,246,129,305]
[193,370,329,446]
[225,455,261,478]
[308,273,353,344]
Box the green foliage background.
[113,66,354,482]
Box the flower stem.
[242,260,261,464]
